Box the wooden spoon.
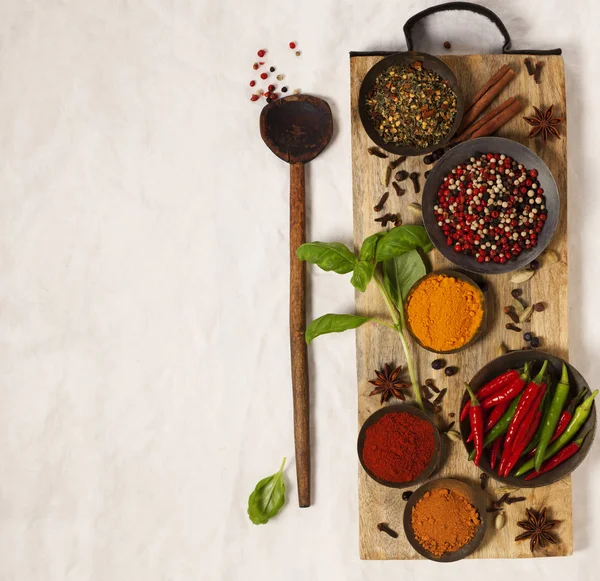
[260,95,333,507]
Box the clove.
[374,192,389,212]
[440,420,455,434]
[395,170,409,182]
[504,306,520,324]
[505,496,526,505]
[480,473,488,490]
[432,388,447,406]
[534,62,543,84]
[524,57,535,76]
[506,323,522,332]
[389,156,407,170]
[425,378,440,393]
[392,182,406,196]
[382,165,392,187]
[409,172,420,193]
[375,213,397,227]
[368,146,387,158]
[377,523,398,538]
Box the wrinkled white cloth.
[0,0,599,579]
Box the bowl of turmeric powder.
[404,270,486,354]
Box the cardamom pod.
[495,485,520,495]
[519,305,534,323]
[445,430,462,442]
[408,203,422,219]
[495,512,506,530]
[540,249,560,266]
[511,298,525,315]
[510,270,535,284]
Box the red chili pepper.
[525,434,587,480]
[465,383,484,466]
[466,400,509,442]
[502,385,546,476]
[460,369,519,421]
[481,375,526,409]
[498,362,547,474]
[490,435,502,470]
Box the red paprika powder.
[362,412,435,482]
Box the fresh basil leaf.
[296,242,357,274]
[375,225,433,262]
[382,250,426,311]
[350,260,374,292]
[305,313,372,344]
[248,458,286,525]
[359,232,385,262]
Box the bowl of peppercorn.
[358,52,464,156]
[459,351,597,488]
[422,137,560,274]
[358,404,442,489]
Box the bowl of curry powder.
[404,270,486,354]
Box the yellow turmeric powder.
[406,274,483,352]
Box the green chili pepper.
[514,389,598,477]
[533,363,570,471]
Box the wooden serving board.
[350,54,569,559]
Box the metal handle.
[403,1,561,56]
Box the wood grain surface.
[350,54,570,559]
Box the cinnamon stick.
[455,97,518,142]
[469,99,522,140]
[458,67,515,133]
[467,65,511,108]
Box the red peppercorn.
[257,49,266,57]
[289,42,296,49]
[260,72,268,80]
[271,93,279,100]
[268,84,275,92]
[249,80,256,87]
[250,94,259,101]
[253,63,259,70]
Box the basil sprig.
[248,458,287,525]
[296,225,432,409]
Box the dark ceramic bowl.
[403,478,487,562]
[422,136,560,274]
[358,52,464,156]
[357,403,441,489]
[460,351,596,487]
[404,269,486,354]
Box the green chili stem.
[374,275,424,411]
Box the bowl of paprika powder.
[358,404,441,488]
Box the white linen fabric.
[0,0,598,579]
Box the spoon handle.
[289,161,310,508]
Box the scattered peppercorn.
[253,63,259,70]
[506,323,522,332]
[271,93,279,100]
[402,490,413,501]
[431,148,445,161]
[269,66,275,72]
[293,88,301,95]
[533,302,545,312]
[295,51,301,56]
[523,332,532,342]
[276,74,284,81]
[531,336,541,348]
[266,97,272,103]
[529,259,540,270]
[395,170,409,182]
[511,288,523,298]
[268,84,275,92]
[249,80,256,87]
[432,359,446,370]
[443,41,452,50]
[282,86,288,93]
[289,41,296,49]
[260,72,268,80]
[250,94,259,102]
[257,49,266,57]
[445,366,457,377]
[423,155,434,165]
[449,412,456,418]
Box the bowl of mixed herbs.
[359,52,464,156]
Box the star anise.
[368,363,410,404]
[523,105,564,142]
[515,507,561,553]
